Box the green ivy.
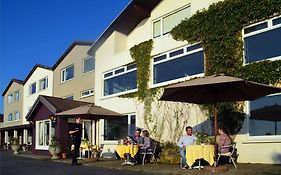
[171,0,281,134]
[129,39,153,101]
[171,0,281,76]
[235,60,281,85]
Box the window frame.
[7,113,13,122]
[64,95,74,100]
[14,90,20,101]
[7,93,13,104]
[39,77,48,91]
[152,43,204,88]
[246,93,281,142]
[102,113,136,143]
[61,64,74,83]
[80,89,94,98]
[14,111,20,121]
[29,82,36,95]
[152,4,191,38]
[83,56,95,74]
[102,64,138,98]
[243,15,281,64]
[35,119,53,150]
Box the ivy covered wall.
[122,0,281,140]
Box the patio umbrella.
[160,74,281,142]
[55,104,124,119]
[56,104,124,145]
[250,104,281,135]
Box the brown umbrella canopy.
[55,104,124,119]
[160,74,281,140]
[160,75,281,104]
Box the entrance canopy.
[55,104,124,119]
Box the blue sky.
[0,0,130,114]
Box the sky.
[0,0,131,114]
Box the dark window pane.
[66,66,74,80]
[245,27,281,63]
[249,94,281,136]
[65,96,74,100]
[104,70,137,96]
[104,118,128,140]
[153,51,204,84]
[104,72,113,78]
[273,17,281,26]
[84,57,95,73]
[244,22,268,34]
[186,44,203,52]
[169,49,184,57]
[115,68,125,74]
[127,64,136,70]
[154,55,167,62]
[129,115,136,136]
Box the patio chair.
[141,141,158,165]
[216,143,237,169]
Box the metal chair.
[141,141,158,165]
[216,143,237,169]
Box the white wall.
[23,67,53,124]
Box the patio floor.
[16,151,281,175]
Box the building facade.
[1,79,26,145]
[88,0,281,164]
[53,41,94,102]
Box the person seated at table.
[124,136,133,146]
[131,128,144,145]
[217,126,232,153]
[177,126,197,169]
[132,129,152,164]
[216,126,232,165]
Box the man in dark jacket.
[69,117,82,166]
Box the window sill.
[60,78,74,84]
[35,146,49,150]
[243,135,281,144]
[82,70,95,76]
[101,89,138,100]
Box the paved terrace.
[2,151,281,175]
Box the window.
[8,94,13,104]
[81,89,94,98]
[153,5,191,38]
[61,65,74,82]
[64,95,74,100]
[39,77,48,91]
[103,64,137,96]
[249,94,281,136]
[83,57,95,73]
[244,16,281,63]
[37,120,52,147]
[128,114,136,136]
[29,83,36,94]
[104,117,128,140]
[14,90,20,101]
[14,111,20,121]
[153,44,204,85]
[8,113,13,122]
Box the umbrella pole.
[275,121,277,135]
[214,103,218,167]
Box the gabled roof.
[52,41,93,70]
[26,95,91,121]
[88,0,162,54]
[2,79,24,96]
[23,64,52,84]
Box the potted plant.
[11,137,20,154]
[48,135,61,159]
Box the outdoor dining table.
[186,144,215,170]
[116,145,139,165]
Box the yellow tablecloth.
[186,145,215,167]
[115,145,139,159]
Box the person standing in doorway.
[69,117,82,166]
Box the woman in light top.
[139,130,152,151]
